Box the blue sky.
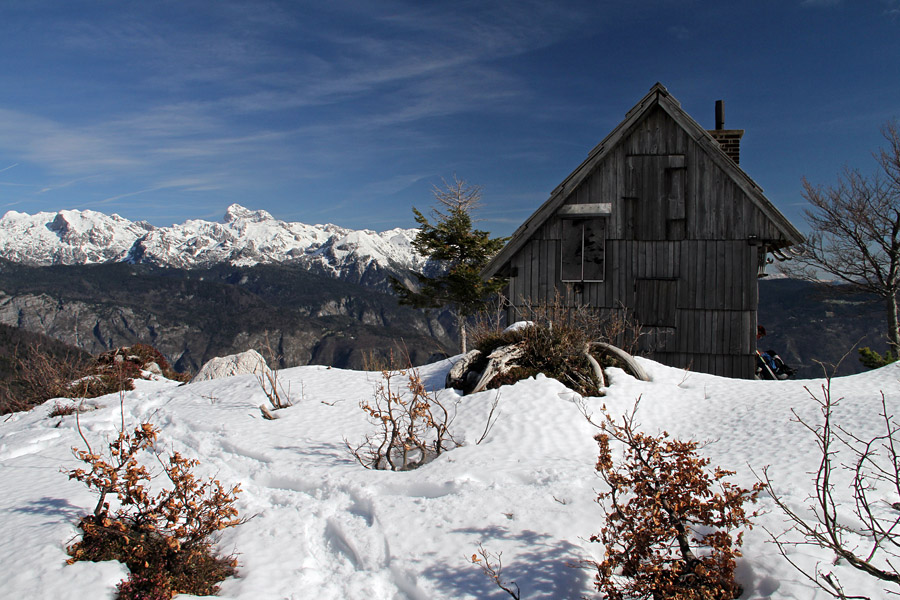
[0,0,898,237]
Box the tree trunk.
[458,312,467,354]
[888,292,900,355]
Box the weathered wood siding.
[504,105,786,378]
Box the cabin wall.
[504,105,784,379]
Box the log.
[590,342,650,382]
[471,343,526,394]
[584,348,606,389]
[446,349,482,390]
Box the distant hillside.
[0,251,885,380]
[0,260,454,373]
[758,278,886,378]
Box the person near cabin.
[756,325,795,379]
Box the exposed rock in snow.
[191,349,270,383]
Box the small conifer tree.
[392,176,507,352]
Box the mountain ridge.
[0,204,426,290]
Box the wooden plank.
[721,241,733,311]
[744,311,753,357]
[613,147,623,239]
[558,203,612,217]
[507,261,518,310]
[690,311,701,354]
[724,174,733,239]
[704,155,716,239]
[548,240,558,299]
[602,157,615,238]
[603,241,613,306]
[636,242,645,279]
[695,310,705,356]
[522,242,532,306]
[686,141,697,239]
[707,241,718,310]
[536,240,546,303]
[513,251,525,305]
[730,180,743,239]
[694,242,705,309]
[662,112,675,155]
[711,168,723,241]
[715,241,725,310]
[731,243,741,310]
[718,311,727,354]
[654,159,667,239]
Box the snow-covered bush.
[591,402,762,599]
[67,418,243,599]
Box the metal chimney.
[715,100,725,130]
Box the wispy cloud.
[801,0,841,6]
[39,175,102,194]
[0,1,590,197]
[669,25,692,41]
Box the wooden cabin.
[482,83,803,379]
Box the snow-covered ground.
[1,357,899,599]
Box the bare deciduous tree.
[763,376,900,599]
[786,120,900,353]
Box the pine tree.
[392,177,507,353]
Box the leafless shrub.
[0,342,91,414]
[347,365,458,471]
[470,296,605,396]
[597,303,645,358]
[470,544,521,599]
[256,334,293,411]
[763,375,900,599]
[48,399,98,418]
[256,366,293,411]
[467,294,645,396]
[361,348,395,372]
[469,292,511,344]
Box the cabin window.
[560,218,605,282]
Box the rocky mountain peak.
[0,205,427,291]
[223,204,275,224]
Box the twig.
[470,544,521,599]
[476,391,502,445]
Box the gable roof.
[483,83,804,278]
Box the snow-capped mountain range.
[0,204,426,284]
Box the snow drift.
[1,356,898,599]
